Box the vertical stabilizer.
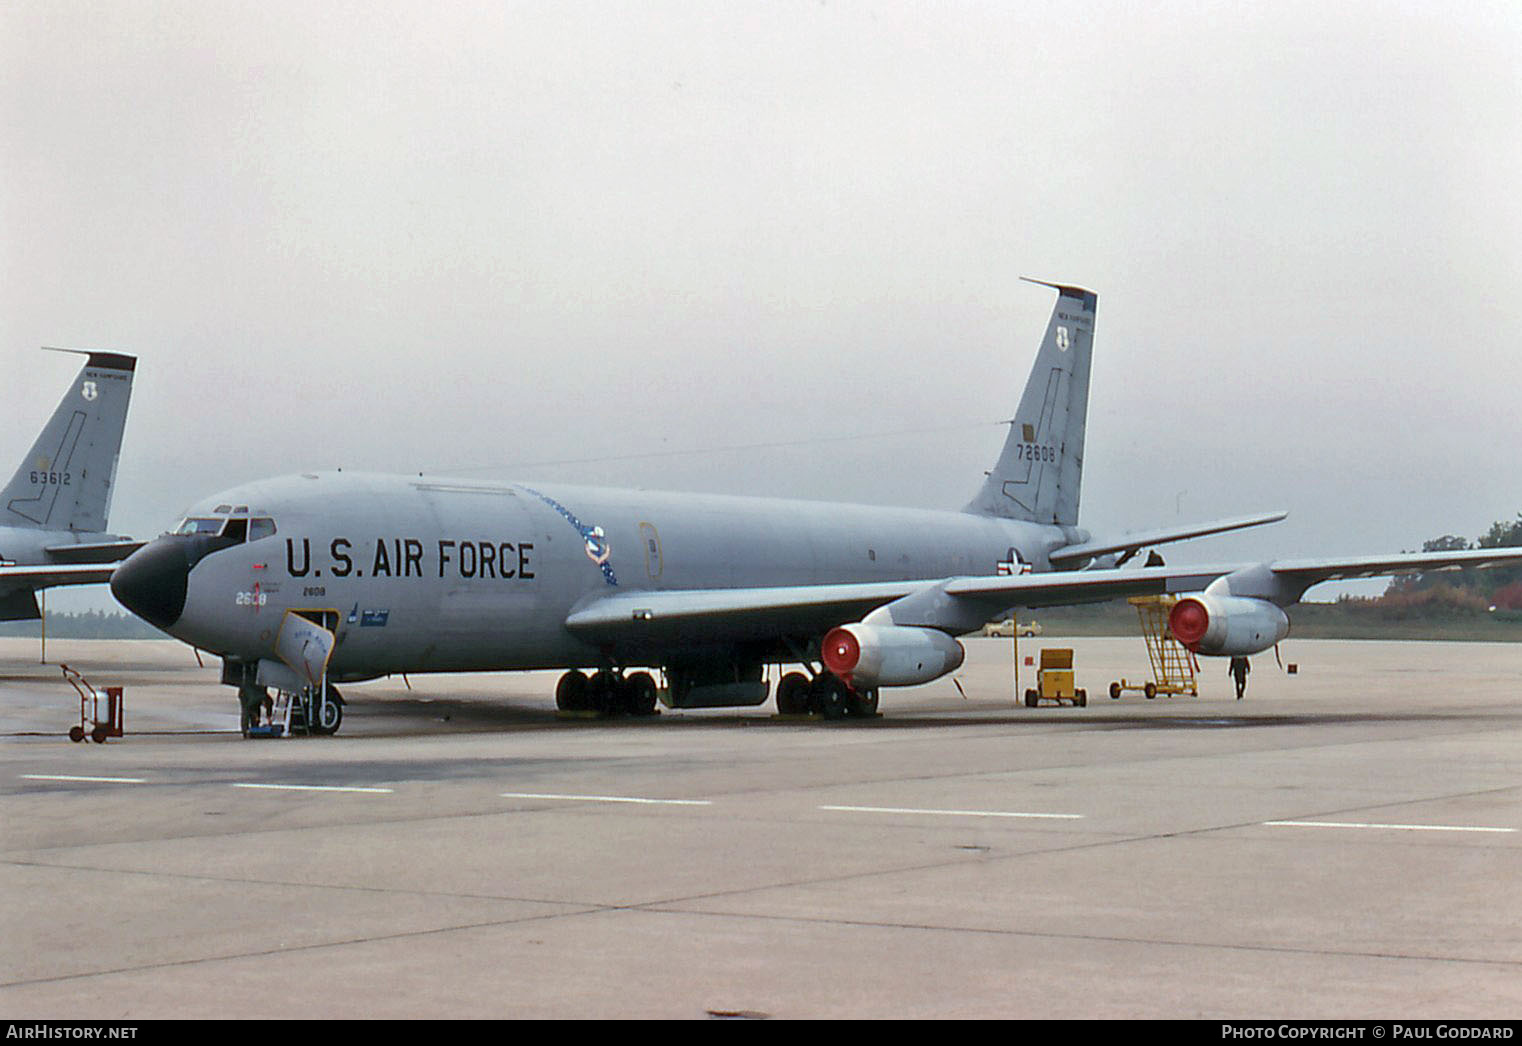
[963,280,1095,526]
[3,350,136,532]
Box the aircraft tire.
[814,676,851,720]
[588,671,618,715]
[625,672,658,716]
[775,672,811,715]
[312,688,343,735]
[849,688,879,717]
[556,671,589,712]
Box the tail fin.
[963,280,1095,526]
[3,349,136,532]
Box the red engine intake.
[821,627,862,684]
[1168,597,1211,650]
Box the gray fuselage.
[156,471,1079,679]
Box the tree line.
[0,609,165,639]
[1365,511,1522,619]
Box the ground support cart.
[61,663,123,743]
[1024,648,1087,707]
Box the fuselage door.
[639,522,663,581]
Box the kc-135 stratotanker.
[110,281,1522,733]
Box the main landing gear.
[554,669,659,717]
[555,667,879,720]
[775,671,879,720]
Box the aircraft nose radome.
[110,539,190,630]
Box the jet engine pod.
[1168,593,1289,656]
[821,623,965,689]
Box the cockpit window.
[174,517,225,536]
[171,513,276,543]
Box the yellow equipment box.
[1024,648,1087,707]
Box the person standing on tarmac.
[238,682,268,736]
[1228,656,1250,700]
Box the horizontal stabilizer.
[1049,511,1288,566]
[43,539,145,564]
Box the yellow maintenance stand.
[1109,595,1198,700]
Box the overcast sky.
[4,1,1519,612]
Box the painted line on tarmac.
[1265,820,1516,834]
[20,774,147,784]
[820,804,1084,820]
[231,783,394,794]
[501,791,713,806]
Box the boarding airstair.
[248,689,294,738]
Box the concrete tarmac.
[2,635,1520,1019]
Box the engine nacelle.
[821,624,965,689]
[1167,593,1290,656]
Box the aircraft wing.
[1262,547,1522,588]
[565,546,1522,648]
[0,563,119,590]
[956,547,1522,599]
[1047,511,1287,566]
[564,565,1234,647]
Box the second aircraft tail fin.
[963,280,1095,526]
[3,350,136,533]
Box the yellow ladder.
[1110,595,1198,699]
